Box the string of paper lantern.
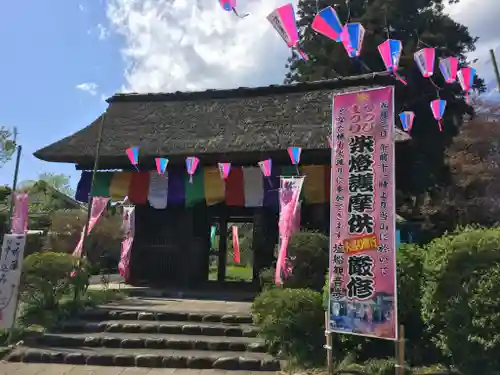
[123,147,306,182]
[252,2,476,134]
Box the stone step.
[35,333,267,352]
[6,346,281,371]
[79,309,253,324]
[58,320,258,338]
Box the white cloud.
[105,0,297,93]
[447,0,500,95]
[104,0,499,96]
[97,23,109,40]
[78,4,86,12]
[76,82,99,96]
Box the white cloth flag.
[147,172,169,209]
[243,167,264,207]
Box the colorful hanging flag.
[186,156,200,184]
[267,3,308,61]
[11,193,28,234]
[109,172,132,202]
[258,159,272,177]
[155,157,169,175]
[118,206,135,283]
[126,147,139,170]
[439,57,459,84]
[275,176,304,285]
[288,147,301,165]
[312,6,344,43]
[218,0,248,18]
[243,167,264,207]
[378,39,407,85]
[399,111,415,132]
[232,225,240,264]
[73,197,110,257]
[341,23,365,58]
[218,162,231,179]
[457,67,476,103]
[414,48,435,78]
[430,99,447,132]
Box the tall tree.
[287,0,484,213]
[20,172,74,197]
[0,126,16,167]
[417,102,500,238]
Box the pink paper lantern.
[378,39,407,85]
[414,48,435,78]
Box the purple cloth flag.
[75,171,92,202]
[263,165,280,210]
[167,167,185,206]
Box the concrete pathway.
[100,296,252,314]
[0,363,279,375]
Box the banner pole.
[81,111,107,259]
[395,324,405,375]
[6,143,22,346]
[324,311,333,374]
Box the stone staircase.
[5,299,281,371]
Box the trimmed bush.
[20,251,76,326]
[260,231,329,291]
[421,227,500,374]
[252,288,325,366]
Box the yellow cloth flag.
[109,172,132,201]
[302,165,326,203]
[204,167,225,206]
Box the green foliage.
[421,227,500,374]
[20,173,74,198]
[259,267,276,290]
[19,252,76,326]
[0,126,16,167]
[252,288,325,366]
[286,231,329,291]
[24,233,45,257]
[20,252,75,306]
[46,209,122,268]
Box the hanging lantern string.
[383,6,390,40]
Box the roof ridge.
[107,71,394,103]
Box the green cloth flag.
[93,172,114,197]
[185,169,205,207]
[210,226,216,248]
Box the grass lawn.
[209,264,253,281]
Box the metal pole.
[7,145,22,230]
[81,112,107,258]
[490,49,500,92]
[6,144,22,345]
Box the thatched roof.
[34,72,410,169]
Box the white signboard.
[0,234,27,328]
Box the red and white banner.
[275,176,304,285]
[232,225,240,264]
[118,206,135,282]
[11,193,28,235]
[73,197,110,257]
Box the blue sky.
[0,0,498,194]
[0,0,120,188]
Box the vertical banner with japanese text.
[118,206,135,283]
[328,87,397,340]
[0,234,27,328]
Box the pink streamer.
[73,197,110,257]
[11,193,28,234]
[232,226,240,264]
[275,179,303,285]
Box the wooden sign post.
[395,324,405,375]
[324,311,333,374]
